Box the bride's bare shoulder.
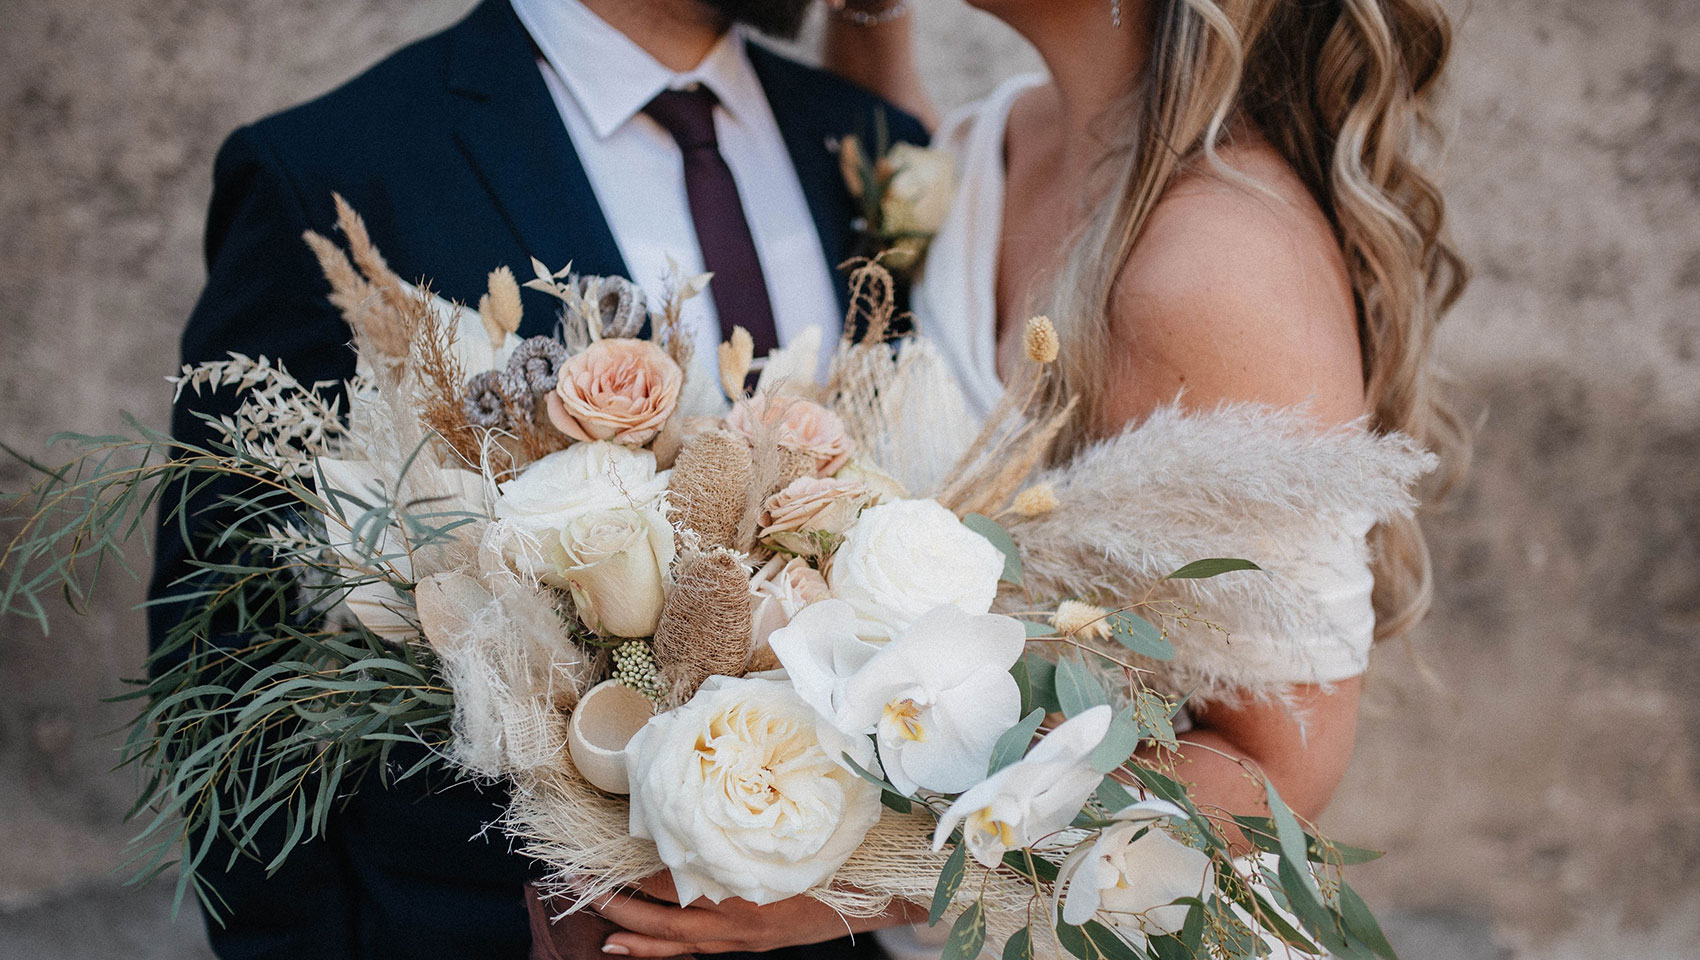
[1106,136,1364,425]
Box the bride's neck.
[1002,1,1152,169]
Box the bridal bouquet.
[1,197,1430,960]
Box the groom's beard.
[703,0,813,38]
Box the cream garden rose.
[625,675,882,905]
[547,338,682,445]
[555,506,675,638]
[725,394,854,476]
[827,498,1005,640]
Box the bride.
[583,0,1466,955]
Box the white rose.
[933,706,1113,868]
[556,506,676,638]
[827,499,1005,640]
[493,442,670,583]
[882,143,957,237]
[1056,800,1216,936]
[625,676,882,905]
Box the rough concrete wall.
[1,1,1695,958]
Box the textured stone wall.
[2,1,1695,957]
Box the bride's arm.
[1103,148,1372,829]
[822,1,939,131]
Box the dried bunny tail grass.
[651,547,752,708]
[666,430,754,550]
[479,266,524,347]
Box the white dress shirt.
[509,0,842,403]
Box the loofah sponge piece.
[651,548,753,706]
[667,430,755,549]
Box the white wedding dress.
[876,75,1373,960]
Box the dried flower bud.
[718,326,755,400]
[1010,483,1059,517]
[1053,600,1110,640]
[462,370,520,429]
[1023,316,1059,365]
[505,336,570,395]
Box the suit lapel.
[445,0,628,336]
[748,45,859,318]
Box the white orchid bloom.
[1055,799,1216,935]
[769,601,1027,795]
[932,705,1114,868]
[767,599,880,728]
[838,604,1025,795]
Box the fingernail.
[601,945,629,956]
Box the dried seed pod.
[651,548,754,705]
[667,431,754,549]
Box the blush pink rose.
[726,395,854,476]
[749,555,832,654]
[547,338,683,446]
[759,477,871,556]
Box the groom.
[150,1,924,958]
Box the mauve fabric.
[147,0,923,957]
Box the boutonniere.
[838,115,955,273]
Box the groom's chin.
[703,0,814,39]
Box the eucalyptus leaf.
[990,708,1047,774]
[942,900,987,960]
[1107,611,1175,661]
[1002,925,1035,960]
[1021,653,1061,715]
[929,842,968,926]
[1163,558,1262,580]
[1055,655,1109,718]
[1096,775,1136,812]
[963,513,1023,586]
[1022,619,1056,638]
[1089,707,1143,773]
[1339,882,1399,960]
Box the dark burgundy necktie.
[643,86,779,359]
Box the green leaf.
[1055,655,1109,718]
[1089,707,1142,773]
[1020,653,1060,715]
[990,708,1047,774]
[1002,925,1035,960]
[1179,899,1206,953]
[1055,918,1144,960]
[963,513,1023,586]
[1107,612,1175,661]
[1147,934,1186,960]
[1003,848,1060,883]
[942,900,987,960]
[1021,619,1056,638]
[1339,882,1399,960]
[1163,558,1262,580]
[880,790,913,814]
[929,842,968,926]
[1096,776,1136,812]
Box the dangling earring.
[1111,0,1122,28]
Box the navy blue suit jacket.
[148,2,924,957]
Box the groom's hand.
[591,872,919,957]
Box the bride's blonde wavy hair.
[1042,0,1469,642]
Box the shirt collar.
[509,0,765,141]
